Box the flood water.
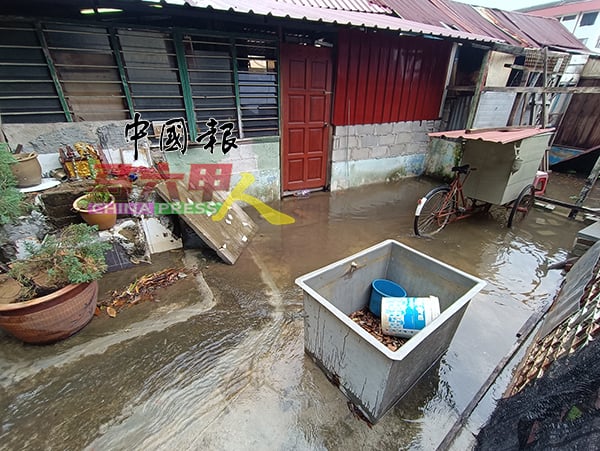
[0,173,595,450]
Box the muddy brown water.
[0,173,595,450]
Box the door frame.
[279,42,334,195]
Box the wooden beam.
[569,151,600,219]
[466,50,491,129]
[482,86,600,94]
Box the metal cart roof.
[429,127,555,144]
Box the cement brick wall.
[165,138,280,202]
[331,120,442,190]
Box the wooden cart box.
[430,128,554,205]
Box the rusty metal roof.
[429,127,555,144]
[274,0,391,14]
[183,0,500,42]
[377,0,588,51]
[482,8,588,50]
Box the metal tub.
[295,240,485,423]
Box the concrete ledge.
[330,154,426,191]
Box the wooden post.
[569,151,600,219]
[542,47,548,128]
[466,50,491,129]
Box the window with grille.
[0,23,64,123]
[0,20,280,139]
[236,38,278,138]
[44,24,127,121]
[118,29,185,122]
[183,34,237,137]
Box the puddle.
[0,175,592,450]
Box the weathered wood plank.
[155,180,257,264]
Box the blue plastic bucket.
[369,279,407,317]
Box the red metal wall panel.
[333,30,452,126]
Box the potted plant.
[73,184,117,230]
[0,223,111,344]
[0,146,25,224]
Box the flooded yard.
[0,172,596,450]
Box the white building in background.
[522,0,600,52]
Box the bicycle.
[413,164,535,237]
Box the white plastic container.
[296,240,485,423]
[381,296,441,338]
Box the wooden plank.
[482,86,600,94]
[155,180,257,264]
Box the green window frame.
[0,19,280,140]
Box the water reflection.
[0,177,588,451]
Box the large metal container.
[430,128,554,205]
[295,240,485,423]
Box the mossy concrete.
[165,137,280,202]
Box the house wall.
[330,120,441,190]
[164,138,280,201]
[1,121,281,202]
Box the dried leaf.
[106,306,117,318]
[94,306,102,316]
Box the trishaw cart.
[415,127,555,236]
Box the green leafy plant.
[0,147,25,225]
[9,223,111,301]
[76,184,113,210]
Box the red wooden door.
[281,44,332,192]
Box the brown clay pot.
[11,152,42,187]
[0,281,98,344]
[73,194,117,231]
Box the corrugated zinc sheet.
[376,0,457,27]
[333,30,452,125]
[275,0,391,14]
[554,78,600,149]
[484,9,588,50]
[429,127,555,144]
[183,0,500,42]
[379,0,589,50]
[436,1,524,47]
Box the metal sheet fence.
[333,30,452,126]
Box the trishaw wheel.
[507,184,535,228]
[414,186,454,237]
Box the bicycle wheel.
[507,184,535,228]
[414,186,454,237]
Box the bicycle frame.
[434,168,473,224]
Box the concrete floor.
[0,172,596,450]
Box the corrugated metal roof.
[184,0,500,42]
[429,127,555,144]
[274,0,391,14]
[523,0,600,17]
[378,0,589,51]
[483,9,588,50]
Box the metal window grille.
[235,38,279,138]
[117,29,186,122]
[0,22,65,123]
[44,23,128,121]
[0,20,280,138]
